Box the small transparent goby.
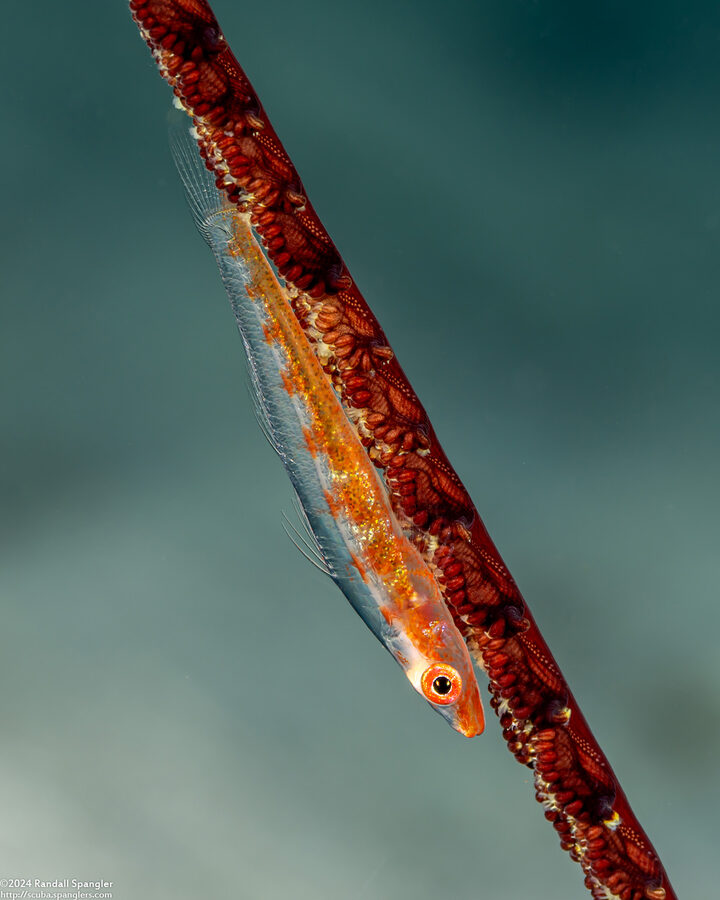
[172,127,484,737]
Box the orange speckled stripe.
[232,213,425,613]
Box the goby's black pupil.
[432,675,453,696]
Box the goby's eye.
[421,664,462,706]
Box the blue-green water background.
[2,1,718,897]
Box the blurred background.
[1,1,718,897]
